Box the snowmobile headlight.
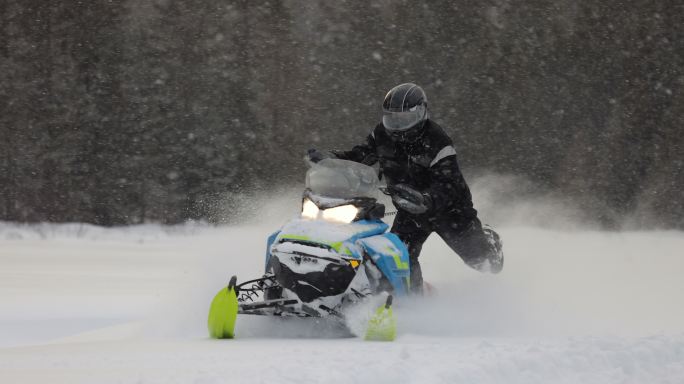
[322,204,359,223]
[301,199,319,219]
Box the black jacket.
[333,120,477,220]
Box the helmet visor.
[382,105,426,132]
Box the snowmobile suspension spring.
[235,275,278,303]
[238,285,261,303]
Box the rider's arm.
[427,147,476,217]
[330,129,379,166]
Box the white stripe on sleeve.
[430,145,457,167]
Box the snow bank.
[0,221,216,242]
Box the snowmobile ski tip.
[207,275,239,339]
[365,294,396,342]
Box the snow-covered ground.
[1,216,683,383]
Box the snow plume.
[4,224,679,342]
[3,179,683,342]
[211,185,302,226]
[468,172,596,230]
[405,227,684,338]
[467,171,683,231]
[214,171,597,231]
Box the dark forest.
[1,0,682,228]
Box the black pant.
[390,210,503,293]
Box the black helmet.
[382,83,428,141]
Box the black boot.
[481,225,504,273]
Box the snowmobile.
[208,158,411,341]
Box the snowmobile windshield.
[382,104,426,132]
[306,159,379,200]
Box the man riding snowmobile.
[308,83,503,294]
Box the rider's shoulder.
[371,123,389,141]
[423,120,454,151]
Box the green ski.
[365,294,396,341]
[208,276,239,339]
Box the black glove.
[389,183,433,215]
[306,148,332,164]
